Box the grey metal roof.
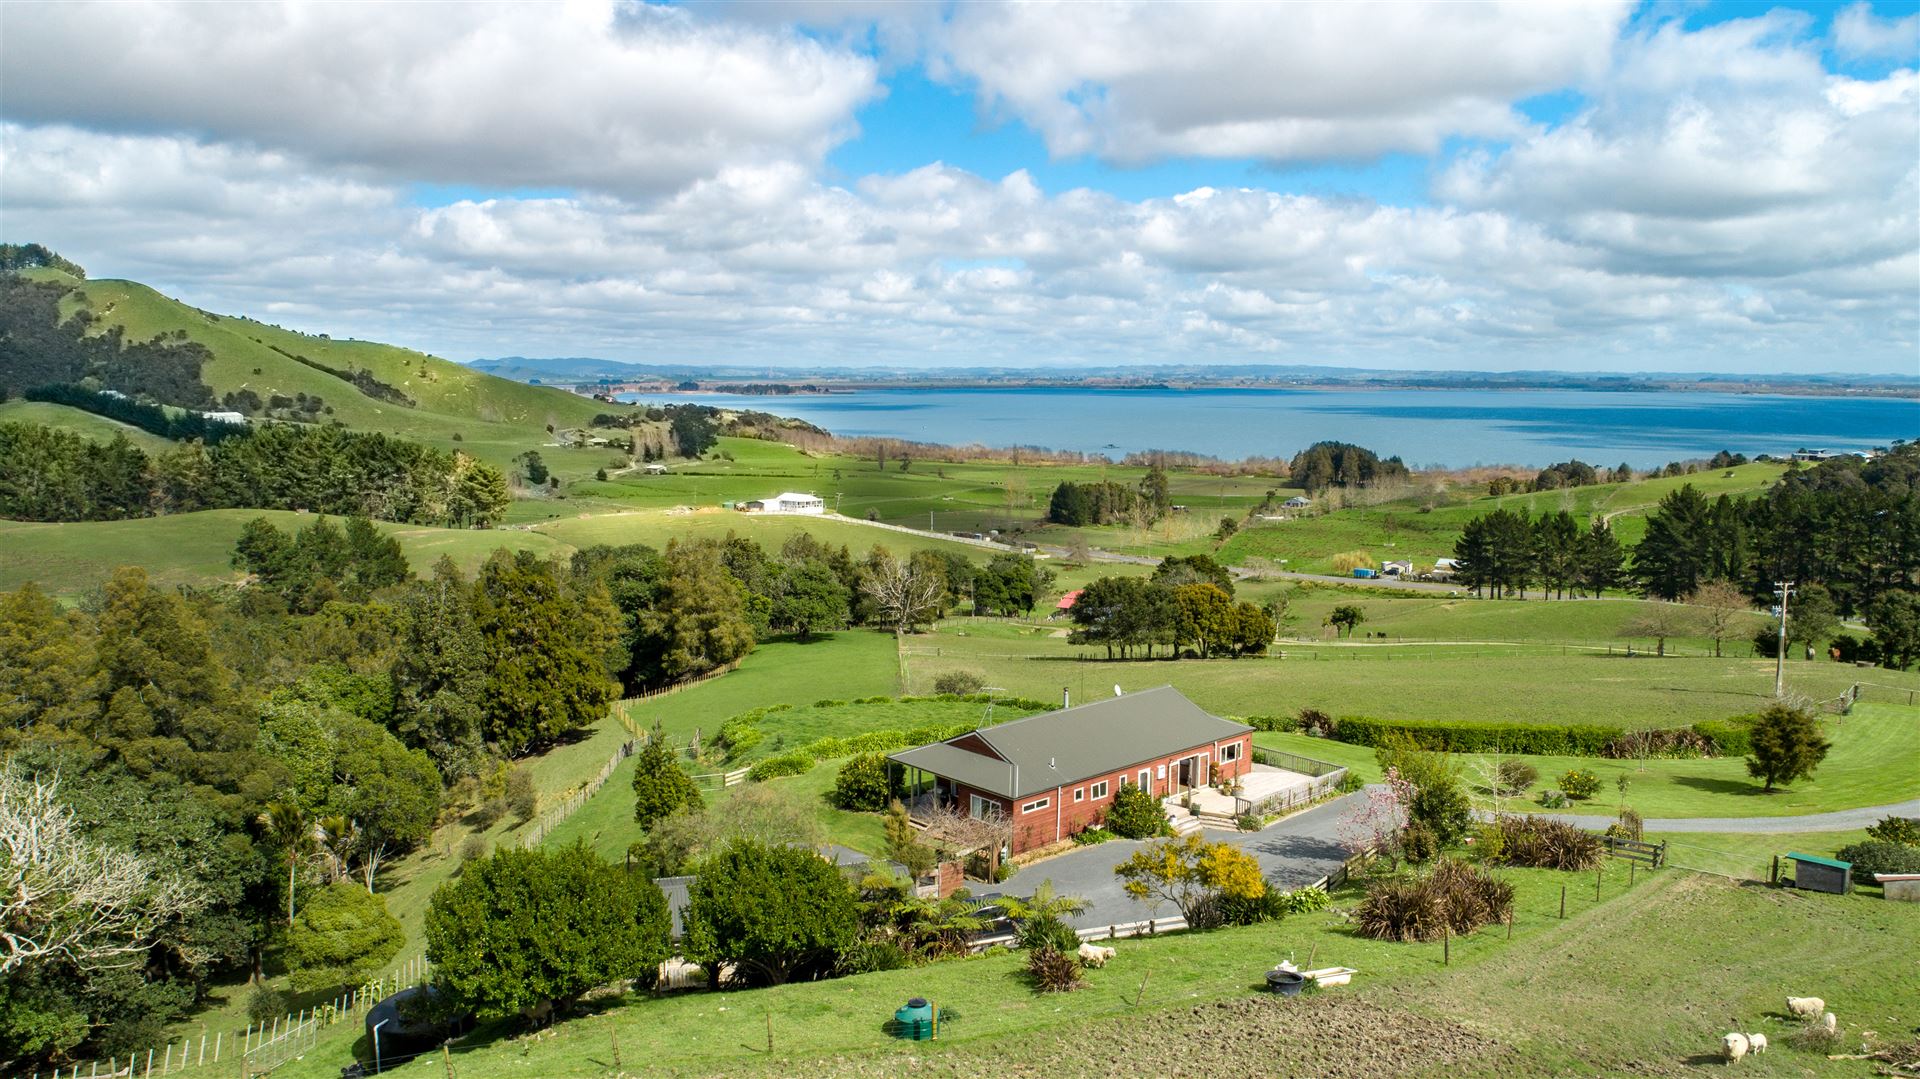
[889,685,1250,799]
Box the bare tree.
[1620,602,1703,657]
[862,554,946,640]
[1686,579,1753,659]
[1,766,208,976]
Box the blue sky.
[3,0,1916,374]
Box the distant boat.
[1104,442,1120,448]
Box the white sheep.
[1076,942,1116,967]
[1722,1033,1749,1063]
[1746,1033,1768,1054]
[1786,996,1825,1019]
[1821,1012,1837,1033]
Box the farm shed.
[1786,852,1853,895]
[889,686,1253,855]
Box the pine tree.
[632,728,703,831]
[1745,703,1830,791]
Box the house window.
[1091,781,1109,800]
[1022,797,1050,813]
[1221,742,1243,763]
[969,794,999,820]
[1074,788,1085,803]
[1138,769,1151,791]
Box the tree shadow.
[1670,775,1774,798]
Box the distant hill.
[3,258,625,447]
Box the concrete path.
[1526,797,1920,834]
[1002,792,1363,931]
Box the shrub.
[1334,715,1624,756]
[1236,814,1263,832]
[1401,822,1440,864]
[246,984,290,1023]
[1275,885,1332,916]
[933,670,985,695]
[1014,913,1080,954]
[1867,816,1920,847]
[506,766,538,825]
[1026,946,1085,993]
[803,736,850,759]
[1835,840,1920,881]
[1558,768,1601,800]
[632,734,703,829]
[1469,822,1506,863]
[1335,771,1365,794]
[287,882,405,992]
[716,716,765,760]
[1488,815,1602,871]
[1104,781,1168,839]
[1689,718,1754,756]
[470,797,507,829]
[1495,759,1538,796]
[1355,859,1513,943]
[460,835,488,863]
[1297,708,1337,738]
[1070,826,1114,846]
[829,753,891,811]
[1537,789,1568,808]
[837,939,912,976]
[747,753,815,781]
[1602,727,1715,759]
[1245,713,1297,732]
[1217,885,1289,926]
[683,840,860,987]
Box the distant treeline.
[269,343,417,407]
[0,274,218,408]
[1487,451,1750,496]
[1067,555,1276,659]
[24,383,250,444]
[1288,441,1409,495]
[0,420,511,526]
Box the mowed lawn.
[908,620,1907,729]
[1257,703,1920,819]
[0,509,569,598]
[531,507,988,560]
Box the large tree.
[631,731,703,831]
[426,845,669,1024]
[389,558,489,777]
[860,552,946,640]
[769,560,849,640]
[1868,591,1920,670]
[682,841,860,987]
[638,541,757,682]
[1172,583,1236,658]
[471,550,622,756]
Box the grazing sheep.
[1821,1012,1837,1033]
[1786,996,1825,1019]
[1076,943,1116,967]
[1746,1033,1768,1054]
[1722,1033,1750,1062]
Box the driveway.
[1002,792,1363,932]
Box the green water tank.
[893,997,933,1040]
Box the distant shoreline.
[612,379,1920,400]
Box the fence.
[1854,680,1920,708]
[1233,768,1350,820]
[518,739,638,850]
[689,766,751,790]
[1598,835,1667,867]
[33,955,433,1079]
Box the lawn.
[0,509,569,599]
[1256,703,1920,819]
[910,620,1908,729]
[1651,829,1874,881]
[531,507,990,560]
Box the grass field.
[0,510,569,598]
[1256,703,1920,819]
[1653,829,1875,881]
[909,620,1906,729]
[530,506,992,560]
[0,398,180,454]
[267,859,1920,1079]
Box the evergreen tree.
[1633,484,1713,600]
[1745,703,1830,791]
[683,840,860,986]
[1576,519,1625,595]
[390,558,490,777]
[769,559,849,640]
[471,551,621,756]
[1172,583,1236,657]
[286,882,404,992]
[632,729,703,831]
[1868,591,1920,670]
[637,541,756,682]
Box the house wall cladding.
[997,733,1253,853]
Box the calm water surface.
[616,386,1916,469]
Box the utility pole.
[1773,580,1794,698]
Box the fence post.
[1559,885,1566,919]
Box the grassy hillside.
[0,398,178,454]
[49,277,620,471]
[0,510,568,598]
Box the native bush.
[1355,859,1513,943]
[1071,826,1115,846]
[1836,840,1920,881]
[1335,771,1365,794]
[933,670,985,695]
[1605,807,1645,843]
[1104,780,1168,839]
[1026,946,1085,993]
[1401,822,1440,864]
[1558,768,1602,800]
[1488,815,1602,871]
[1867,816,1920,847]
[1537,789,1569,808]
[286,882,404,992]
[829,753,891,811]
[1495,759,1538,796]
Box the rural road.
[1530,797,1920,834]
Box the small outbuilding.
[1786,852,1853,895]
[1281,496,1311,509]
[1877,873,1920,902]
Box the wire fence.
[517,739,639,850]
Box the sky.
[1,0,1917,375]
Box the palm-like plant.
[259,802,310,925]
[312,815,358,885]
[1002,878,1089,924]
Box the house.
[888,686,1254,855]
[200,410,248,425]
[742,491,825,514]
[1281,496,1311,509]
[1050,588,1084,619]
[1382,560,1414,577]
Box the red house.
[889,686,1253,855]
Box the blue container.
[1352,568,1376,579]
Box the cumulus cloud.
[933,0,1630,164]
[1833,2,1920,60]
[0,0,879,197]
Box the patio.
[1185,762,1316,819]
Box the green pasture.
[530,507,989,559]
[0,398,179,454]
[1651,829,1875,882]
[1255,703,1918,819]
[0,510,569,599]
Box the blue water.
[616,386,1917,469]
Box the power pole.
[1773,580,1794,698]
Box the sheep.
[1722,1033,1749,1063]
[1785,996,1825,1019]
[1821,1012,1837,1034]
[1076,943,1116,967]
[1746,1033,1768,1054]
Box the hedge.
[1691,717,1755,757]
[746,753,815,781]
[1331,716,1626,756]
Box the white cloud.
[0,0,879,197]
[1834,2,1920,60]
[933,0,1630,164]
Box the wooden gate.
[1599,835,1666,867]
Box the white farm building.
[743,492,825,515]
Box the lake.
[616,386,1917,469]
